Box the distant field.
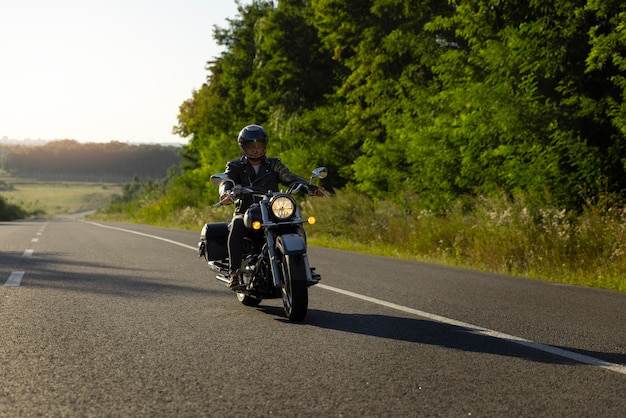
[0,176,123,218]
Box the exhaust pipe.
[208,261,230,285]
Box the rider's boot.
[228,270,243,289]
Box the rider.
[219,124,324,289]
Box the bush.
[0,196,28,220]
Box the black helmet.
[238,124,268,158]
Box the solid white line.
[84,221,626,376]
[85,221,197,251]
[4,271,25,287]
[316,283,626,376]
[23,249,34,257]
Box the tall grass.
[95,187,626,292]
[300,189,626,292]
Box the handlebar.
[214,185,267,207]
[214,182,325,206]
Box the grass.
[301,189,626,293]
[0,175,123,218]
[92,184,626,293]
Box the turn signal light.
[307,216,317,225]
[252,220,262,230]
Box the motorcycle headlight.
[270,195,296,220]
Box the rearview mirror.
[210,173,233,186]
[311,167,328,180]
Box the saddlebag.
[199,222,229,261]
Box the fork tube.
[260,198,284,287]
[264,232,283,287]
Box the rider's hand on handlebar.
[313,186,326,197]
[305,185,326,197]
[220,193,233,205]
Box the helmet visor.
[242,141,267,158]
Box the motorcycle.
[198,167,328,321]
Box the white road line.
[23,249,34,257]
[316,284,626,376]
[4,271,25,287]
[31,238,39,243]
[86,221,626,376]
[86,221,197,251]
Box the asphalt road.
[1,218,625,417]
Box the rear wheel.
[281,254,308,321]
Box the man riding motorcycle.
[218,124,324,288]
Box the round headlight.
[271,196,296,219]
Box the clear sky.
[0,0,243,144]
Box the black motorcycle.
[198,167,328,321]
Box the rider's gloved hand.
[220,193,233,205]
[304,185,326,197]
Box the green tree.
[348,0,625,209]
[584,0,626,191]
[174,1,275,176]
[175,0,340,180]
[171,0,626,212]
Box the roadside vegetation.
[0,140,180,182]
[97,0,626,292]
[0,141,178,219]
[0,173,123,219]
[0,195,28,221]
[94,179,626,293]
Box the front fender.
[276,233,306,255]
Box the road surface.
[1,219,625,417]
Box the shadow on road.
[0,251,217,298]
[260,306,626,368]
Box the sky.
[0,0,243,144]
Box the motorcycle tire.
[281,254,308,321]
[236,292,262,307]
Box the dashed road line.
[4,223,46,287]
[4,271,25,287]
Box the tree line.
[170,0,625,212]
[1,140,181,182]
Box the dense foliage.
[0,195,28,221]
[173,0,625,211]
[93,0,626,292]
[1,140,181,182]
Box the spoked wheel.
[281,254,308,321]
[236,292,262,307]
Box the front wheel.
[281,254,308,321]
[236,292,262,307]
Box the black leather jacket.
[220,156,309,214]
